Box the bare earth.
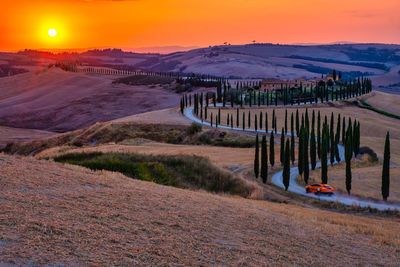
[0,153,399,266]
[0,67,181,132]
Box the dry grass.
[0,153,399,266]
[362,91,400,117]
[205,94,400,201]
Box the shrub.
[187,122,202,135]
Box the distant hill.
[2,43,400,92]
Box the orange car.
[305,184,335,195]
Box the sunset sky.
[1,0,400,52]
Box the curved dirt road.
[184,105,400,211]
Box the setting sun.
[48,28,57,37]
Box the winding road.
[184,105,400,211]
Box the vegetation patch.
[357,99,400,120]
[54,152,255,197]
[3,122,255,156]
[113,74,175,86]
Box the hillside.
[0,67,181,132]
[0,153,399,266]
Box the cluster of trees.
[251,109,392,202]
[180,77,372,116]
[251,109,362,191]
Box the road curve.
[184,105,400,211]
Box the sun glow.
[48,28,57,37]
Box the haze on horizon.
[1,0,400,52]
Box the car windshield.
[324,186,332,188]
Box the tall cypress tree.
[260,112,263,130]
[270,132,275,167]
[291,112,294,136]
[265,112,268,133]
[242,112,245,130]
[291,129,295,164]
[283,139,291,191]
[303,129,309,184]
[280,129,285,165]
[382,132,390,201]
[296,109,300,136]
[284,109,288,135]
[311,110,315,133]
[254,134,260,178]
[317,111,321,159]
[321,133,328,184]
[236,108,239,127]
[345,129,352,194]
[305,108,310,135]
[218,108,221,124]
[261,135,268,183]
[298,127,304,177]
[272,109,276,131]
[248,111,251,128]
[310,127,316,170]
[342,116,346,144]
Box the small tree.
[280,129,285,165]
[382,132,390,201]
[254,134,260,178]
[283,139,291,191]
[261,135,268,183]
[269,132,275,167]
[345,129,352,194]
[310,127,316,170]
[303,129,309,184]
[321,134,328,184]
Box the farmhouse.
[260,75,329,91]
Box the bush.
[187,122,202,135]
[54,152,255,197]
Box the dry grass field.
[0,67,181,132]
[0,125,55,149]
[0,153,399,266]
[362,91,400,116]
[204,92,400,202]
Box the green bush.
[187,122,202,135]
[54,152,253,197]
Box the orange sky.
[1,0,400,51]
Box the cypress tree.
[345,129,352,194]
[291,129,295,164]
[261,135,268,183]
[274,116,277,134]
[270,133,275,167]
[298,127,304,177]
[284,109,288,135]
[342,116,346,144]
[303,129,309,184]
[283,139,291,191]
[231,114,233,129]
[317,111,321,159]
[296,109,299,135]
[311,110,315,132]
[248,111,251,128]
[382,131,390,201]
[227,113,230,126]
[210,113,213,127]
[260,112,263,130]
[305,108,310,135]
[255,114,258,132]
[242,112,245,130]
[321,133,328,184]
[291,112,294,136]
[310,127,316,170]
[272,109,276,131]
[236,108,239,127]
[265,112,268,133]
[280,129,285,165]
[254,134,260,178]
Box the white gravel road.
[184,105,400,211]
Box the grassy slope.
[0,153,399,266]
[205,95,400,202]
